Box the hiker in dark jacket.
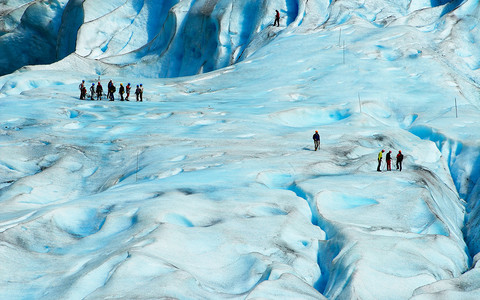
[313,130,320,151]
[119,83,125,101]
[274,10,280,26]
[396,150,404,171]
[96,82,103,100]
[109,82,116,101]
[386,150,392,171]
[135,85,141,102]
[107,80,113,100]
[90,83,95,100]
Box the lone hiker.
[386,150,392,171]
[274,10,280,27]
[377,149,385,172]
[313,130,320,151]
[396,150,404,171]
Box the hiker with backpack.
[109,82,116,101]
[386,150,392,171]
[396,150,404,171]
[135,85,141,102]
[96,82,103,100]
[125,83,131,101]
[107,80,113,100]
[79,80,86,100]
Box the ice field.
[1,0,480,299]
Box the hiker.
[79,80,86,100]
[313,130,320,151]
[274,10,280,27]
[396,150,404,171]
[90,83,95,100]
[96,82,103,100]
[139,84,144,102]
[109,82,116,101]
[135,85,141,101]
[386,150,392,171]
[119,83,125,101]
[377,149,385,172]
[107,80,113,100]
[125,83,131,101]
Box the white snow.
[1,0,480,299]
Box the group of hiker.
[78,10,280,101]
[79,80,144,102]
[378,149,404,172]
[312,131,405,171]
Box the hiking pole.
[358,93,362,113]
[339,29,342,47]
[455,97,458,118]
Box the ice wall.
[77,0,308,77]
[0,0,75,76]
[2,0,478,78]
[0,0,308,77]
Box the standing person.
[386,150,392,171]
[135,85,141,102]
[139,84,144,102]
[90,83,95,100]
[96,82,103,100]
[109,82,116,101]
[119,83,125,101]
[107,80,113,100]
[79,80,86,100]
[313,130,320,151]
[396,150,404,171]
[81,84,87,100]
[377,149,385,172]
[125,83,131,101]
[274,10,280,27]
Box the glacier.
[1,0,480,299]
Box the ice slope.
[1,0,480,299]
